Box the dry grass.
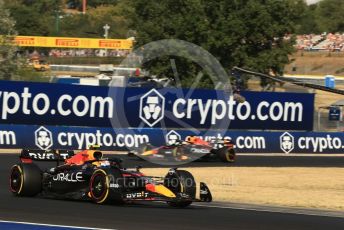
[142,167,344,211]
[286,52,344,76]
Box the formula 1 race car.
[9,147,212,207]
[129,136,236,163]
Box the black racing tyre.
[89,168,124,204]
[9,163,42,196]
[164,170,196,208]
[216,147,236,163]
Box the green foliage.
[6,5,50,36]
[3,0,131,40]
[0,1,18,80]
[315,0,344,32]
[130,0,305,88]
[296,0,344,34]
[86,0,119,8]
[296,4,320,34]
[5,0,59,36]
[59,3,130,38]
[14,65,50,82]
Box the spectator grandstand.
[49,49,130,57]
[296,33,344,52]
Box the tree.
[315,0,344,32]
[130,0,306,88]
[0,1,18,80]
[4,0,60,36]
[296,4,320,34]
[6,5,50,36]
[86,0,119,8]
[59,3,130,38]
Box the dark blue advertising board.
[0,124,342,154]
[0,80,314,130]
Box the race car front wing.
[121,182,212,203]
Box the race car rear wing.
[20,149,74,164]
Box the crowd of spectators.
[48,49,130,57]
[296,33,344,52]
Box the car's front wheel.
[164,170,196,208]
[89,168,124,204]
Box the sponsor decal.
[14,37,35,46]
[0,130,16,145]
[35,126,53,150]
[53,172,84,182]
[110,183,120,188]
[57,131,149,149]
[172,97,304,125]
[12,36,132,49]
[200,189,209,195]
[190,148,209,154]
[29,152,55,160]
[126,191,149,199]
[280,132,294,154]
[139,89,165,127]
[0,81,312,130]
[178,193,190,198]
[298,135,344,152]
[99,40,121,48]
[28,152,70,160]
[55,39,79,47]
[165,130,181,145]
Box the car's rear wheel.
[216,147,236,163]
[9,163,42,196]
[89,168,124,204]
[164,170,196,208]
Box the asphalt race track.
[1,154,344,230]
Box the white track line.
[192,203,344,219]
[0,220,116,230]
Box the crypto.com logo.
[165,130,182,145]
[35,126,53,150]
[280,132,294,154]
[139,89,165,127]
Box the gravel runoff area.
[142,167,344,212]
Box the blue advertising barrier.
[0,80,314,130]
[0,124,343,154]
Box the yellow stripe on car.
[142,150,155,156]
[154,185,176,198]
